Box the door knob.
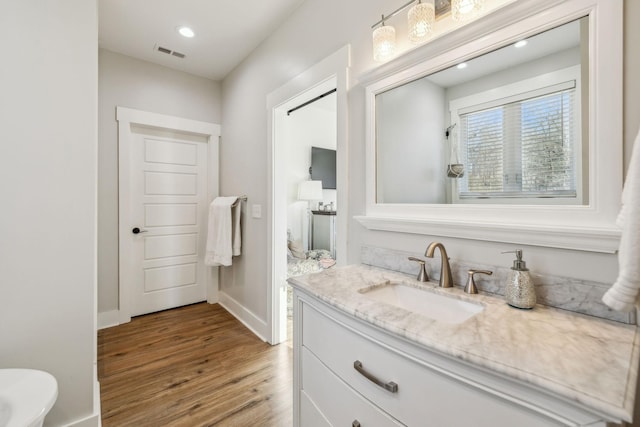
[131,227,148,234]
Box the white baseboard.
[94,377,102,427]
[67,413,101,427]
[66,386,101,427]
[217,292,268,342]
[97,310,120,330]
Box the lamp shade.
[452,0,484,21]
[298,180,323,201]
[408,0,435,44]
[372,24,396,62]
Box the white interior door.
[117,107,220,324]
[128,126,209,316]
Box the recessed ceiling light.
[514,40,528,48]
[177,26,195,38]
[457,62,468,69]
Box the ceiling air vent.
[154,45,186,59]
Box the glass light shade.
[408,1,435,44]
[451,0,484,21]
[372,24,396,62]
[297,180,323,201]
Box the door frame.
[117,107,220,324]
[266,46,350,344]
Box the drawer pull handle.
[353,360,398,393]
[352,421,361,427]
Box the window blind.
[458,83,576,199]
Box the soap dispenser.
[502,249,536,309]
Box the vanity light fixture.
[177,26,195,38]
[408,0,436,44]
[514,40,528,48]
[371,0,458,61]
[372,16,397,62]
[451,0,484,21]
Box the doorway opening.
[284,86,337,341]
[267,46,350,345]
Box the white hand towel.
[232,198,242,257]
[205,197,242,267]
[603,129,640,312]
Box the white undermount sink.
[360,282,484,324]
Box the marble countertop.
[288,264,640,422]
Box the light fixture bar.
[371,0,416,28]
[372,0,450,28]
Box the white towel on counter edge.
[602,129,640,312]
[205,196,242,267]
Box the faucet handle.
[408,257,429,282]
[465,269,493,294]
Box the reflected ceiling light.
[457,62,468,69]
[451,0,484,21]
[177,26,195,38]
[408,0,435,44]
[372,16,396,62]
[514,40,528,48]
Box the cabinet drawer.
[302,302,564,427]
[302,346,404,427]
[300,390,331,427]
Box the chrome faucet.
[425,242,453,288]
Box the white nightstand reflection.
[311,210,336,258]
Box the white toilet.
[0,369,58,427]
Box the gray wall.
[0,2,99,425]
[623,15,640,425]
[220,0,390,327]
[377,78,447,204]
[219,0,640,334]
[98,49,222,313]
[624,0,640,173]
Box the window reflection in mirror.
[375,17,589,205]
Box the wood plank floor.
[98,303,292,426]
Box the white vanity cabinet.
[292,288,614,427]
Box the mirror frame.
[355,0,622,253]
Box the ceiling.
[98,0,305,81]
[427,18,582,87]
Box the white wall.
[219,0,640,337]
[0,2,99,426]
[376,78,446,204]
[375,47,580,205]
[445,47,580,102]
[219,0,388,327]
[285,98,337,247]
[624,0,640,174]
[98,49,222,314]
[626,6,640,426]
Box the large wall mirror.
[377,18,588,206]
[357,0,622,253]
